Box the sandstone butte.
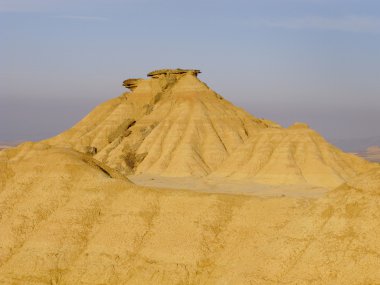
[0,69,379,285]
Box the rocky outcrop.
[147,68,201,78]
[47,69,278,177]
[46,68,375,187]
[122,78,143,91]
[1,69,380,284]
[122,69,201,92]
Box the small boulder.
[122,78,143,91]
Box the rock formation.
[212,124,371,188]
[0,69,379,284]
[122,78,143,91]
[0,141,379,284]
[46,69,280,177]
[46,69,373,188]
[147,68,201,78]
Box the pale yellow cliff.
[0,69,379,284]
[45,70,373,188]
[212,124,372,188]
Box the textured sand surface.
[0,69,379,284]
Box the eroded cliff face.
[46,69,279,177]
[1,69,379,284]
[212,125,372,188]
[0,142,379,285]
[46,69,373,188]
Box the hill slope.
[0,142,379,284]
[212,124,372,188]
[47,69,374,188]
[0,69,379,284]
[47,70,278,177]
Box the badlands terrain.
[0,69,379,284]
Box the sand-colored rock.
[1,69,379,284]
[122,78,143,91]
[0,142,379,284]
[212,125,373,188]
[147,68,201,78]
[45,69,373,187]
[46,70,279,177]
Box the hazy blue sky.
[1,0,380,149]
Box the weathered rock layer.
[0,69,379,284]
[0,142,379,284]
[46,69,374,188]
